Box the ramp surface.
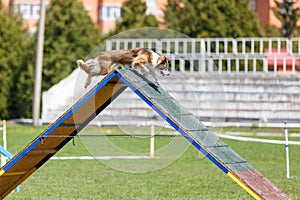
[0,69,290,199]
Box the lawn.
[1,125,300,199]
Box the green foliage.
[9,37,35,118]
[111,0,158,35]
[42,0,102,90]
[273,0,300,37]
[263,25,282,37]
[164,0,262,37]
[0,4,29,119]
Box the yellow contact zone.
[0,169,4,176]
[3,171,28,176]
[227,172,262,200]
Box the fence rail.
[106,37,300,74]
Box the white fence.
[42,38,300,127]
[106,38,300,74]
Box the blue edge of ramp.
[0,69,290,199]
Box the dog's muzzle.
[161,69,170,76]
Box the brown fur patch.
[140,49,153,63]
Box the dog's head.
[156,56,170,76]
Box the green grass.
[1,125,300,199]
[212,125,300,134]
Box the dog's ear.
[157,56,168,65]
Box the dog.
[77,48,169,88]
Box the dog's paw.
[84,82,90,89]
[77,59,85,67]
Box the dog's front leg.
[141,64,159,85]
[149,70,159,85]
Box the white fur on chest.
[150,50,160,65]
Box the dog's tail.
[77,59,97,74]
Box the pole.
[3,120,7,151]
[150,123,155,158]
[1,120,7,166]
[284,121,290,179]
[32,0,46,126]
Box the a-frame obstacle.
[0,69,290,199]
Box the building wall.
[7,0,166,33]
[255,0,271,26]
[99,0,122,33]
[13,0,50,33]
[79,0,99,25]
[255,0,300,28]
[5,0,300,34]
[2,0,10,8]
[12,0,102,33]
[155,0,167,23]
[269,0,281,27]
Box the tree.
[9,38,35,118]
[42,0,102,91]
[0,2,29,119]
[273,0,300,38]
[163,0,207,37]
[263,25,282,37]
[164,0,262,38]
[111,0,159,34]
[216,0,262,37]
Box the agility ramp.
[0,69,290,199]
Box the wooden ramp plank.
[233,169,291,199]
[0,72,127,199]
[116,69,290,200]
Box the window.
[19,4,31,19]
[250,0,256,10]
[146,0,156,6]
[99,4,121,21]
[146,0,162,15]
[31,4,40,19]
[14,3,41,19]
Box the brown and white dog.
[77,48,169,88]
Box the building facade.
[2,0,300,33]
[252,0,300,27]
[2,0,166,33]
